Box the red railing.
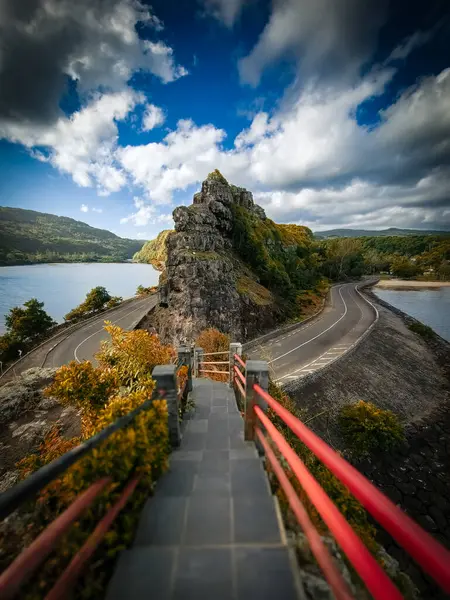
[232,360,450,599]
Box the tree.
[83,286,111,312]
[390,257,421,279]
[5,298,56,342]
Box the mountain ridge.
[0,206,145,266]
[314,227,450,239]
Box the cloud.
[200,0,251,27]
[142,104,165,131]
[116,65,450,231]
[0,0,186,128]
[92,207,103,213]
[238,0,388,86]
[1,89,142,194]
[80,204,89,212]
[118,119,233,202]
[120,197,175,228]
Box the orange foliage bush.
[196,328,230,382]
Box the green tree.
[5,298,56,342]
[390,257,421,279]
[83,286,111,311]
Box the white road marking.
[276,280,378,382]
[269,285,348,364]
[74,301,152,363]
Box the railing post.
[152,365,180,447]
[229,342,242,386]
[177,345,192,392]
[194,347,203,378]
[244,360,269,442]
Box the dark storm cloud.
[0,0,153,126]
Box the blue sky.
[0,0,449,239]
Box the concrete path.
[106,379,301,600]
[249,281,377,383]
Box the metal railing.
[0,348,194,600]
[232,357,450,599]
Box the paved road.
[1,296,158,382]
[43,296,158,368]
[248,282,377,383]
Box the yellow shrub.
[196,328,230,382]
[96,323,175,393]
[45,361,119,412]
[339,400,405,456]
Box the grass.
[236,275,274,306]
[408,321,435,340]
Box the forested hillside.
[0,207,144,265]
[133,230,173,270]
[315,227,450,238]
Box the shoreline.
[375,279,450,289]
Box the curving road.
[1,296,158,382]
[248,281,377,383]
[43,296,158,368]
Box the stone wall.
[284,292,450,598]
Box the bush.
[339,400,404,456]
[106,296,123,309]
[136,284,156,297]
[5,298,55,342]
[196,328,230,382]
[3,324,174,598]
[408,321,435,340]
[64,287,112,321]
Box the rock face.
[157,171,277,345]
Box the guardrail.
[0,347,192,600]
[232,356,450,599]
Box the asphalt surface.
[0,296,158,381]
[43,296,158,368]
[248,281,377,383]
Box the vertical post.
[244,360,269,442]
[194,347,203,378]
[177,346,192,392]
[229,342,243,386]
[152,365,180,447]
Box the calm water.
[374,287,450,342]
[0,263,159,333]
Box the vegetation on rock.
[136,284,158,297]
[408,321,436,340]
[0,206,144,266]
[338,400,405,456]
[132,230,173,270]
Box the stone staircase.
[106,378,302,599]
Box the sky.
[0,0,449,240]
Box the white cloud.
[200,0,251,27]
[239,0,388,86]
[92,207,103,213]
[1,89,142,194]
[120,197,175,228]
[142,104,165,131]
[118,119,232,203]
[80,204,89,212]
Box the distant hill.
[133,230,173,270]
[0,207,145,266]
[314,227,450,239]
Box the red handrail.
[46,476,140,600]
[234,353,246,369]
[234,365,245,385]
[235,378,246,399]
[256,427,355,600]
[255,405,403,600]
[254,384,450,593]
[0,478,111,600]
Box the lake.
[0,263,159,333]
[374,287,450,342]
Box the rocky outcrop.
[0,368,81,493]
[132,229,173,270]
[156,171,278,345]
